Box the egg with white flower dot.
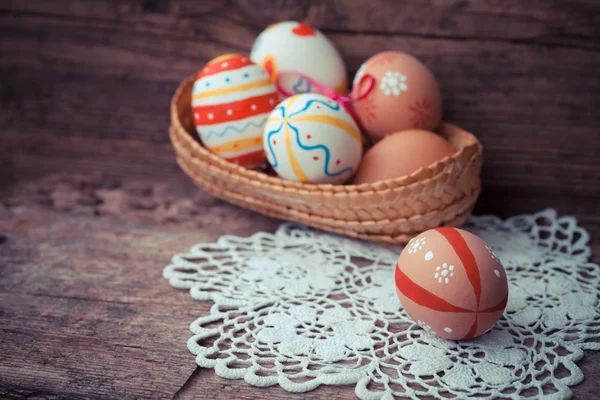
[191,54,279,167]
[395,227,508,340]
[264,93,362,184]
[352,51,443,142]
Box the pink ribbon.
[275,71,376,129]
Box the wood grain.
[3,0,599,48]
[1,0,600,398]
[2,3,599,219]
[1,174,599,399]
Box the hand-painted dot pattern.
[380,71,408,96]
[263,93,362,184]
[396,227,509,340]
[486,245,501,263]
[417,320,432,331]
[434,263,455,284]
[192,54,278,167]
[424,251,433,261]
[407,237,426,254]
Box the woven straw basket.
[170,75,483,245]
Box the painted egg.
[352,51,443,141]
[192,54,279,167]
[250,21,348,96]
[264,93,362,184]
[395,228,508,340]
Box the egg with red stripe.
[264,93,362,184]
[250,21,348,96]
[395,228,508,340]
[192,54,279,167]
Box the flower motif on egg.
[379,71,408,96]
[352,51,443,140]
[406,236,426,254]
[395,228,509,340]
[408,97,434,128]
[434,263,455,284]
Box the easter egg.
[395,228,508,340]
[192,54,279,167]
[264,93,362,184]
[250,21,348,96]
[352,51,443,141]
[352,129,455,184]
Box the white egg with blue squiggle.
[264,93,362,184]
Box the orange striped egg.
[395,228,508,340]
[264,93,362,184]
[192,54,279,167]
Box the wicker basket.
[170,75,483,245]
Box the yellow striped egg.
[192,54,279,167]
[264,93,362,184]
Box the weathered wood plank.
[2,11,599,219]
[0,292,194,343]
[303,0,600,49]
[2,0,598,49]
[0,329,193,399]
[1,174,599,399]
[0,182,278,399]
[1,0,600,397]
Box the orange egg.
[352,129,454,184]
[395,228,509,340]
[352,51,443,141]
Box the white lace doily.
[163,209,600,399]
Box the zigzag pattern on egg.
[203,117,268,140]
[192,54,278,167]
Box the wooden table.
[1,1,599,398]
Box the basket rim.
[169,125,479,202]
[177,153,480,231]
[171,75,482,194]
[176,153,480,227]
